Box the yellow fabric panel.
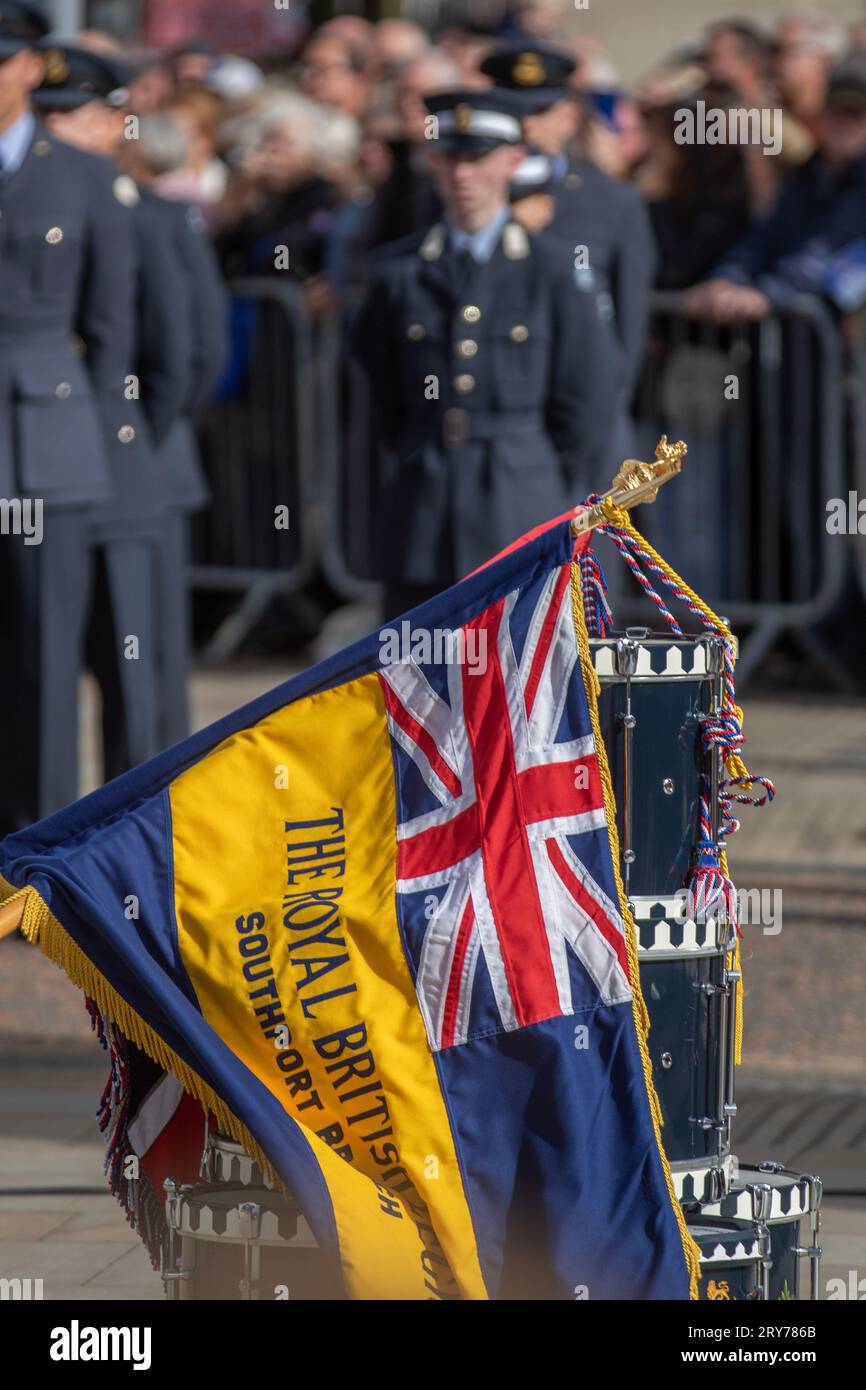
[169,672,487,1300]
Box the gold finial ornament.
[571,435,687,536]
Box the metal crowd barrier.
[191,279,321,664]
[192,283,851,685]
[849,322,866,616]
[628,292,849,685]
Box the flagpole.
[0,897,24,940]
[571,435,687,536]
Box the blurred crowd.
[79,5,866,321]
[2,0,866,837]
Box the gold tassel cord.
[570,565,702,1301]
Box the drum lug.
[699,635,727,676]
[161,1263,192,1293]
[793,1243,823,1300]
[239,1201,263,1301]
[804,1173,823,1214]
[756,1223,772,1301]
[693,980,726,996]
[707,1166,726,1202]
[803,1174,824,1299]
[749,1181,773,1223]
[615,638,640,677]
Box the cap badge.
[42,49,70,85]
[454,103,473,134]
[514,52,546,86]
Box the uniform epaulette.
[418,225,445,261]
[502,222,530,260]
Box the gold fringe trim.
[570,565,702,1300]
[0,873,288,1203]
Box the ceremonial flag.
[0,518,699,1300]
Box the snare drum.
[689,1216,770,1301]
[162,1181,342,1301]
[701,1161,823,1300]
[592,633,738,1176]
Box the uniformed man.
[0,3,136,834]
[353,89,620,618]
[121,112,229,748]
[33,44,196,775]
[479,43,657,457]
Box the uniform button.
[117,425,136,443]
[34,140,51,156]
[509,324,529,342]
[406,323,425,341]
[454,374,475,394]
[55,382,72,399]
[45,226,63,244]
[457,339,478,358]
[461,305,481,323]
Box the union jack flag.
[379,560,631,1052]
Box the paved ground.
[0,1060,861,1301]
[0,665,863,1300]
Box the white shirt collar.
[447,205,511,264]
[0,110,35,179]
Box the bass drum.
[592,632,738,1177]
[701,1161,823,1300]
[162,1182,343,1301]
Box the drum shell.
[689,1216,767,1301]
[592,637,718,898]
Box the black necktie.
[456,247,477,288]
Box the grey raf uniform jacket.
[0,126,135,507]
[545,159,657,399]
[354,218,621,586]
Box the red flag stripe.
[440,896,475,1049]
[517,755,604,826]
[380,677,463,799]
[397,802,480,881]
[522,563,572,720]
[546,839,630,980]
